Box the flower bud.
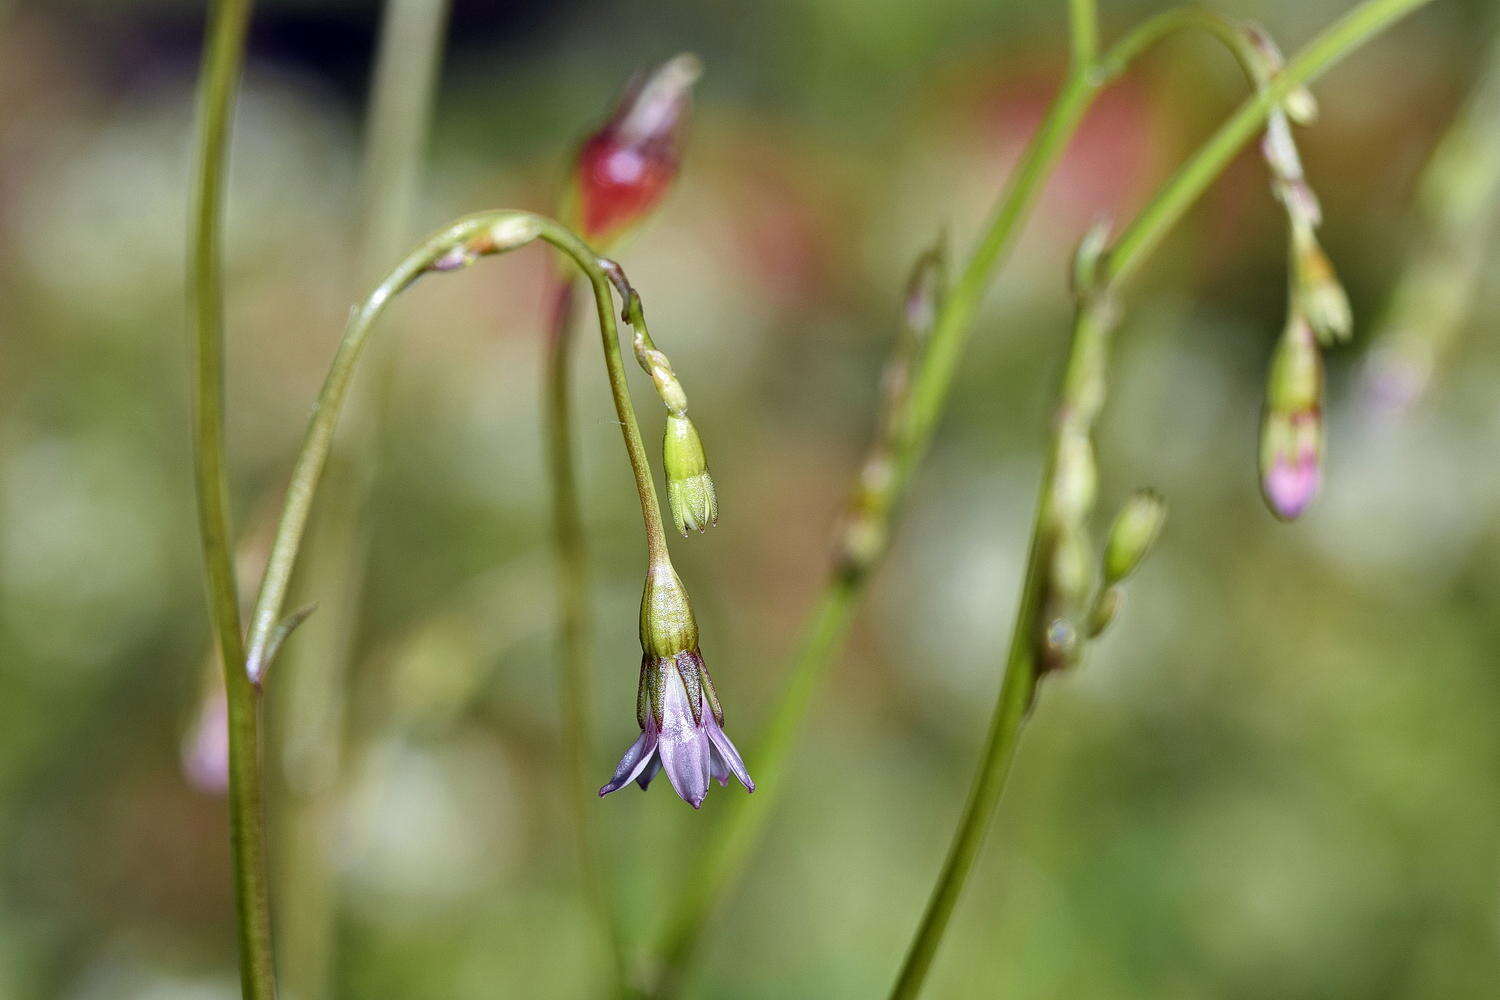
[1293,227,1352,345]
[640,560,700,659]
[572,54,701,246]
[1103,489,1167,585]
[1049,428,1097,524]
[663,414,718,535]
[1259,316,1324,520]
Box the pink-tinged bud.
[572,54,701,246]
[1259,317,1325,520]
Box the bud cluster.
[1030,230,1167,678]
[836,241,947,577]
[600,260,719,536]
[1253,47,1350,521]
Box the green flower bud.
[663,414,718,534]
[639,561,699,659]
[1049,428,1097,524]
[1293,228,1352,345]
[1103,489,1167,585]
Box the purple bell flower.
[600,650,754,808]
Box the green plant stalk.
[245,212,669,694]
[888,0,1436,995]
[543,271,633,993]
[273,3,451,998]
[188,1,277,997]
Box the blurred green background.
[3,0,1500,997]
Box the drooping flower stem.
[187,1,277,997]
[245,212,667,690]
[889,1,1436,995]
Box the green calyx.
[664,414,718,534]
[1103,489,1167,585]
[1266,316,1323,416]
[640,560,700,659]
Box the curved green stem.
[889,1,1435,996]
[1098,4,1268,86]
[245,212,667,685]
[1105,0,1436,287]
[188,2,278,998]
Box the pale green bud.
[663,414,718,535]
[1103,489,1167,585]
[639,561,699,659]
[1293,228,1352,345]
[1049,428,1097,524]
[1049,527,1094,612]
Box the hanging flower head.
[600,561,753,808]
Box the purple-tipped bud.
[601,562,752,808]
[1259,316,1325,520]
[571,54,701,247]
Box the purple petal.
[599,725,658,797]
[704,715,755,792]
[636,757,662,790]
[656,665,711,808]
[1264,452,1321,520]
[708,749,729,787]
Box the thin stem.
[1097,4,1268,87]
[544,271,633,992]
[244,212,667,682]
[890,0,1435,995]
[1068,0,1099,66]
[188,1,277,997]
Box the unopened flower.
[572,54,701,246]
[1103,489,1166,585]
[663,413,718,534]
[1259,316,1324,520]
[1292,226,1352,345]
[600,562,752,808]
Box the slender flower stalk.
[186,1,280,997]
[889,1,1437,995]
[244,213,656,683]
[544,55,700,990]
